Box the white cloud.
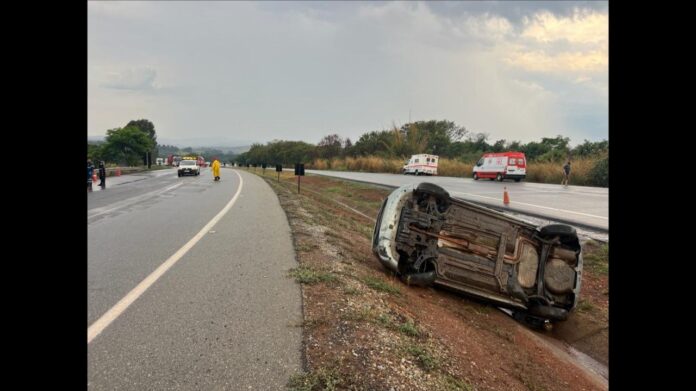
[521,9,608,45]
[505,49,607,73]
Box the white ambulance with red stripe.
[473,152,526,182]
[402,154,438,176]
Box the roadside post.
[262,162,267,175]
[276,164,282,182]
[295,163,305,193]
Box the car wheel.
[538,223,580,246]
[415,182,450,199]
[496,173,503,181]
[539,224,577,238]
[400,271,437,287]
[473,173,479,180]
[527,305,568,321]
[414,183,451,213]
[178,173,181,177]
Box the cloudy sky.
[88,1,608,147]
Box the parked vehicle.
[473,152,526,182]
[403,154,438,175]
[372,182,582,328]
[167,155,182,167]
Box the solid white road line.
[88,170,243,344]
[450,191,608,220]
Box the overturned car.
[372,183,582,327]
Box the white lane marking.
[88,182,184,219]
[87,170,243,343]
[452,188,608,198]
[450,191,608,220]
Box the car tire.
[527,305,568,321]
[399,271,437,287]
[415,182,450,199]
[539,223,580,247]
[539,224,577,238]
[473,173,479,180]
[496,173,503,181]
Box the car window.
[476,158,483,166]
[181,161,195,166]
[509,158,516,165]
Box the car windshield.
[180,161,196,166]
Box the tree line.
[88,119,158,167]
[237,120,608,166]
[88,119,238,166]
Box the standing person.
[561,161,571,187]
[87,159,95,192]
[98,161,106,189]
[211,158,221,181]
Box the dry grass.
[308,155,603,186]
[526,158,598,186]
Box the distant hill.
[221,145,251,154]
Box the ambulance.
[402,154,439,176]
[472,152,526,182]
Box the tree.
[126,119,157,168]
[102,126,155,166]
[572,139,608,157]
[351,131,393,157]
[88,143,104,162]
[317,134,343,159]
[403,120,466,155]
[491,139,507,153]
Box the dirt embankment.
[253,170,608,391]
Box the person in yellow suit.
[211,158,221,181]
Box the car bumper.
[372,184,419,272]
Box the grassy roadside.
[246,168,608,390]
[307,156,606,187]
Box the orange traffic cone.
[503,187,510,205]
[115,168,121,176]
[92,173,98,182]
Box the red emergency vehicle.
[472,152,526,182]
